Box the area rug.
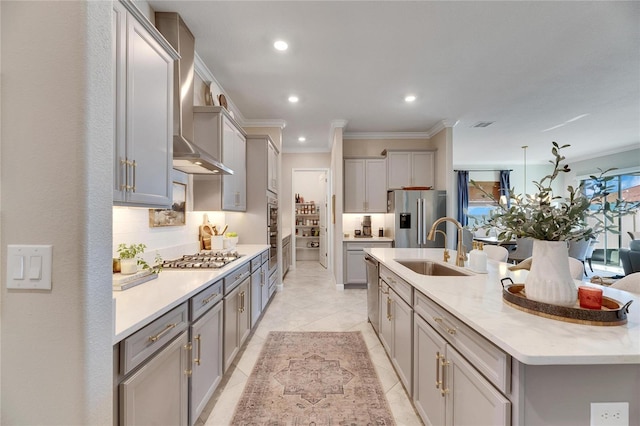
[231,331,395,425]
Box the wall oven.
[268,197,278,274]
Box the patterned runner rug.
[231,331,395,425]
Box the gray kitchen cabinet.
[268,141,279,194]
[378,265,413,395]
[119,331,189,426]
[250,254,268,327]
[192,106,247,211]
[113,0,178,207]
[414,314,511,426]
[223,277,251,371]
[344,158,387,213]
[282,234,291,277]
[386,150,435,190]
[343,241,393,287]
[189,282,224,425]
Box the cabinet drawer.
[261,250,269,264]
[121,303,188,375]
[414,291,510,393]
[379,265,412,305]
[345,242,391,250]
[224,263,251,294]
[250,255,262,273]
[190,280,223,321]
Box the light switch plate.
[6,245,53,290]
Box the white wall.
[1,2,112,423]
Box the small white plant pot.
[224,236,239,249]
[120,258,138,275]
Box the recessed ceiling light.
[404,95,417,103]
[298,136,306,142]
[274,40,288,51]
[288,95,299,103]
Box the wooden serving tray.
[500,278,632,326]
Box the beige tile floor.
[197,261,423,426]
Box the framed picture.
[149,172,187,227]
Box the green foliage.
[471,142,594,242]
[117,243,163,274]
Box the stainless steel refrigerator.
[388,190,447,248]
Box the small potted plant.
[116,243,163,275]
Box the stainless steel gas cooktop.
[161,251,243,269]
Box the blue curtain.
[499,170,511,208]
[457,171,469,226]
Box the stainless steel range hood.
[155,12,233,175]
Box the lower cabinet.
[190,301,223,424]
[378,280,413,394]
[282,235,291,277]
[414,314,511,426]
[119,332,189,425]
[223,277,251,371]
[250,259,268,327]
[343,241,393,287]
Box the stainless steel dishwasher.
[364,255,379,334]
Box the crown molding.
[328,120,349,149]
[426,119,459,138]
[242,119,287,129]
[194,52,247,125]
[343,132,430,140]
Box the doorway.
[292,169,331,270]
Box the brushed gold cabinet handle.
[435,353,440,389]
[441,358,450,397]
[202,292,219,305]
[434,317,457,335]
[149,323,176,342]
[194,334,201,366]
[131,160,137,192]
[387,297,392,320]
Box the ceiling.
[148,1,639,165]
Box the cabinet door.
[378,283,392,354]
[223,285,240,371]
[250,267,263,327]
[238,279,251,347]
[112,1,127,202]
[124,14,173,206]
[365,159,387,212]
[411,151,434,188]
[268,142,278,194]
[120,332,189,426]
[190,302,223,423]
[261,263,270,311]
[391,288,413,395]
[446,345,511,426]
[234,131,247,211]
[221,118,237,210]
[387,152,411,189]
[346,250,367,284]
[344,159,366,212]
[414,314,447,426]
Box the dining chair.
[609,272,640,294]
[568,239,591,276]
[628,231,640,241]
[584,239,598,273]
[568,257,585,280]
[482,245,509,262]
[508,237,534,264]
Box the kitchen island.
[366,247,640,425]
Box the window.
[582,172,640,267]
[467,181,500,226]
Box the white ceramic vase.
[525,239,577,307]
[120,258,138,275]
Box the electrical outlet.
[590,402,629,426]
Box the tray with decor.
[500,278,632,326]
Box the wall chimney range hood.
[155,12,233,175]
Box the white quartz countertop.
[365,247,640,366]
[113,244,269,345]
[343,236,394,243]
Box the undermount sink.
[396,260,472,276]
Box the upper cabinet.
[112,1,178,207]
[386,150,435,189]
[267,142,279,195]
[344,158,387,213]
[193,106,247,212]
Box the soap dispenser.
[469,241,488,272]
